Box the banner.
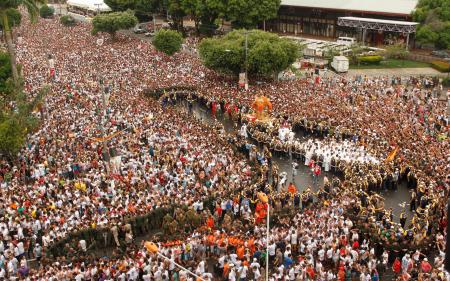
[239,72,246,87]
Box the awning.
[337,17,419,33]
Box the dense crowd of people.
[0,13,447,280]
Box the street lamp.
[94,3,101,15]
[244,30,250,90]
[145,242,205,281]
[96,39,110,172]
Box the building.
[67,0,111,20]
[264,0,419,46]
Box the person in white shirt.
[229,253,238,265]
[239,264,248,281]
[288,266,295,281]
[228,266,236,281]
[79,239,87,252]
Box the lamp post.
[96,39,110,172]
[145,242,204,281]
[94,3,101,15]
[244,30,249,90]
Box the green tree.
[435,22,450,49]
[0,88,45,159]
[0,8,22,28]
[415,25,439,46]
[134,0,160,21]
[198,39,243,74]
[60,15,76,26]
[226,0,280,29]
[153,29,183,55]
[39,4,55,18]
[385,43,410,59]
[92,10,138,39]
[199,29,298,78]
[181,0,225,34]
[412,0,450,49]
[104,0,136,11]
[0,52,12,99]
[0,71,46,160]
[167,0,186,31]
[0,118,25,159]
[0,0,44,88]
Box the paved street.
[347,67,444,77]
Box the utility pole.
[94,3,101,15]
[96,39,110,174]
[245,30,249,90]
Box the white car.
[336,37,356,46]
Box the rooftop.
[339,17,419,26]
[280,0,418,15]
[67,0,111,12]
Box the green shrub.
[431,60,450,72]
[385,44,409,59]
[357,55,383,65]
[60,15,76,26]
[153,29,183,56]
[39,5,55,19]
[442,77,450,86]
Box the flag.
[385,147,399,162]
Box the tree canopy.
[1,0,44,87]
[152,29,184,55]
[0,52,12,97]
[412,0,450,49]
[39,4,55,18]
[104,0,137,11]
[226,0,280,29]
[180,0,225,34]
[92,10,138,38]
[0,8,22,28]
[124,0,280,33]
[198,29,298,78]
[0,51,45,159]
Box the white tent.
[67,0,111,12]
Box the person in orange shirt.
[206,216,214,229]
[246,238,255,255]
[236,245,245,260]
[288,182,297,194]
[223,262,230,279]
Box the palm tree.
[0,0,43,88]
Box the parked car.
[133,24,146,34]
[431,50,450,59]
[336,37,356,46]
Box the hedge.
[431,60,450,72]
[60,15,76,27]
[357,55,383,65]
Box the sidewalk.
[347,67,444,77]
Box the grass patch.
[350,59,430,69]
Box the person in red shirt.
[313,164,321,186]
[393,257,401,275]
[420,258,432,273]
